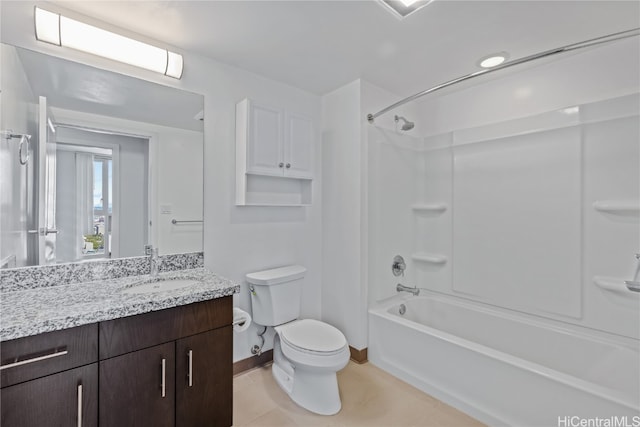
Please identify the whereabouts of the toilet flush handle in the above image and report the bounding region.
[249,284,256,296]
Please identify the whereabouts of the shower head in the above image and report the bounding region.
[394,115,415,131]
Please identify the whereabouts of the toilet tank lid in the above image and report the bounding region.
[246,265,307,285]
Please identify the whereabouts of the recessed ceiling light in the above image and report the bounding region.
[478,53,509,68]
[380,0,433,19]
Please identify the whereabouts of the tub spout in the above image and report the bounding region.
[396,283,419,296]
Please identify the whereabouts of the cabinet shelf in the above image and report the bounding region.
[246,172,313,181]
[592,200,639,215]
[236,174,312,206]
[411,252,448,265]
[411,203,448,213]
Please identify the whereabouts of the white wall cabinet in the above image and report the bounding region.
[236,99,313,206]
[283,112,314,179]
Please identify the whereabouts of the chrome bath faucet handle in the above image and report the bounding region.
[392,255,406,277]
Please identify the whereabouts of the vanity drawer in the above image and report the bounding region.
[0,323,98,388]
[99,296,232,359]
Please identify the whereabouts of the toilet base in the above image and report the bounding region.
[272,361,342,415]
[271,335,347,415]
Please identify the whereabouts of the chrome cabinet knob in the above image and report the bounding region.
[286,163,291,168]
[278,162,284,168]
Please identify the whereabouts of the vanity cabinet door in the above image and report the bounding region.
[176,326,232,427]
[0,363,98,427]
[99,342,175,427]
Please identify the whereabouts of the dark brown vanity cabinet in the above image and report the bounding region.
[99,342,176,427]
[1,364,98,427]
[1,296,233,427]
[98,296,233,427]
[176,327,233,427]
[0,324,99,427]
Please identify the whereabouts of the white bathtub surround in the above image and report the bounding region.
[369,91,640,337]
[369,294,640,425]
[367,39,639,425]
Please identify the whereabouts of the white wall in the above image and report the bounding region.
[321,79,420,350]
[0,43,37,268]
[321,80,365,349]
[156,128,203,255]
[1,1,322,362]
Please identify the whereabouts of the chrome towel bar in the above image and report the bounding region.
[171,219,203,225]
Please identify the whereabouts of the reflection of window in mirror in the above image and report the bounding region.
[56,143,117,263]
[84,156,112,259]
[55,127,149,263]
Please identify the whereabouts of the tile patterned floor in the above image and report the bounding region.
[233,361,485,427]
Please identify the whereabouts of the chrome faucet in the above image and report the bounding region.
[396,283,419,296]
[145,245,159,278]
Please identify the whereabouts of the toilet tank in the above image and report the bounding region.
[246,265,306,326]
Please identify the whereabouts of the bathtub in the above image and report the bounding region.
[368,293,640,426]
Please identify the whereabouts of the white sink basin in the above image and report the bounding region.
[122,278,201,295]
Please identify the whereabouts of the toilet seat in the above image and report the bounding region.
[277,319,347,355]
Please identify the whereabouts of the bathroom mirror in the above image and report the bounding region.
[1,43,204,268]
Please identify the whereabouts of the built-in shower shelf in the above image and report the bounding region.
[593,276,639,296]
[411,252,448,265]
[411,203,448,213]
[592,200,639,215]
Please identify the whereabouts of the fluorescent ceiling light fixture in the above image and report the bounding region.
[478,53,509,69]
[34,7,183,79]
[380,0,433,18]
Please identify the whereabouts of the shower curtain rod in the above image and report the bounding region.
[367,28,640,124]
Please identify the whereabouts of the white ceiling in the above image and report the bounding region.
[51,1,639,97]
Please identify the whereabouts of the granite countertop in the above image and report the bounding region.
[0,268,240,342]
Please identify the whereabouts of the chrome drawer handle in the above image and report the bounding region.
[187,350,193,387]
[0,347,68,370]
[77,384,83,427]
[161,358,166,398]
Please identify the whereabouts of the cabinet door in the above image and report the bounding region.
[99,342,175,427]
[176,326,232,427]
[1,363,97,427]
[247,102,284,176]
[284,112,313,179]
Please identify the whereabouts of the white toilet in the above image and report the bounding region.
[246,265,350,415]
